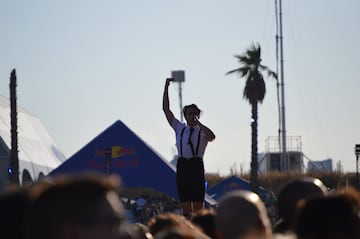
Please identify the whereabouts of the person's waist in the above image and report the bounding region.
[178,156,203,161]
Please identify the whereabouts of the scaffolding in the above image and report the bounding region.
[261,136,303,173]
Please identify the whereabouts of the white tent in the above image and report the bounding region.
[0,95,66,186]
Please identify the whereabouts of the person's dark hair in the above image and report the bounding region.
[183,104,201,118]
[25,173,126,239]
[147,212,194,237]
[191,208,216,239]
[0,188,31,239]
[215,190,271,239]
[274,177,327,233]
[295,194,360,239]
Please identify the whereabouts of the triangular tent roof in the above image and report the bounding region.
[206,175,269,201]
[50,120,216,204]
[0,95,66,185]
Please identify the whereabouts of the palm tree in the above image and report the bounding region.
[226,43,277,192]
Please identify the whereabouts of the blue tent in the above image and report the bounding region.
[206,176,269,201]
[50,120,216,204]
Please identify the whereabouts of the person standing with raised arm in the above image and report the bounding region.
[162,77,215,218]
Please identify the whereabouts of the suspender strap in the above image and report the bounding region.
[180,126,201,157]
[188,128,201,157]
[195,130,201,156]
[189,129,195,157]
[180,127,186,157]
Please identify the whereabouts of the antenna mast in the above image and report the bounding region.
[277,0,288,170]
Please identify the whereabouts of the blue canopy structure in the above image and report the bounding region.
[50,120,216,204]
[206,175,269,201]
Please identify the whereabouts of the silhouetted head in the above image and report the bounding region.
[215,190,272,239]
[183,104,201,125]
[147,212,194,237]
[26,173,130,239]
[295,192,360,239]
[191,208,216,239]
[274,177,327,233]
[0,188,31,239]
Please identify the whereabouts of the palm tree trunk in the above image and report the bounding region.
[250,102,258,192]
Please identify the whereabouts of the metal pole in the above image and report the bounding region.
[355,144,360,190]
[357,155,359,191]
[179,81,183,122]
[9,69,19,185]
[279,0,287,171]
[104,148,112,175]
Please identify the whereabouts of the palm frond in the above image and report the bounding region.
[234,55,252,66]
[226,68,241,75]
[259,65,277,81]
[227,42,273,103]
[268,71,278,80]
[226,66,249,77]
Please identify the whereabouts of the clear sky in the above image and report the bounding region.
[1,1,359,176]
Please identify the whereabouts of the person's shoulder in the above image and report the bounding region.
[172,118,184,130]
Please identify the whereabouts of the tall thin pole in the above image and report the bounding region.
[179,82,183,122]
[9,69,20,184]
[275,0,281,156]
[356,144,360,190]
[357,155,359,190]
[172,70,185,123]
[104,147,112,175]
[279,0,288,170]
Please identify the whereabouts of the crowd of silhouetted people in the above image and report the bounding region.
[1,172,360,239]
[126,194,182,223]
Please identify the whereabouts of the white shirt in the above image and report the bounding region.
[172,118,208,158]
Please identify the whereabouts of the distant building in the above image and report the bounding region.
[259,151,303,174]
[0,96,66,188]
[307,158,333,172]
[259,136,303,174]
[259,136,334,174]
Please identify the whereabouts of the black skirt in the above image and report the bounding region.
[176,157,205,202]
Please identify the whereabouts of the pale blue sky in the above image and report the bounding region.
[1,1,359,175]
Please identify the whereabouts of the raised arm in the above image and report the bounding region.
[162,78,175,127]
